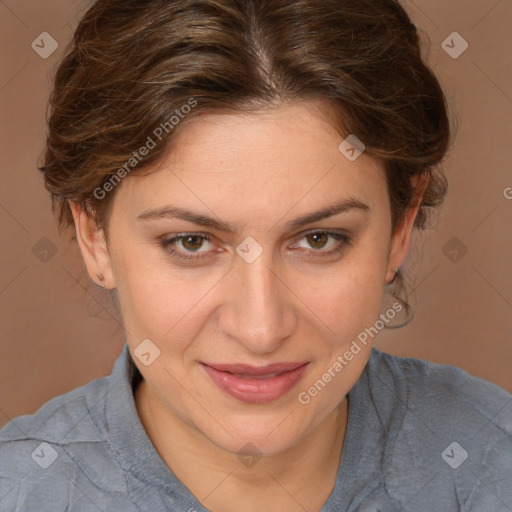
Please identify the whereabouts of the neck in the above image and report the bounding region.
[135,380,348,512]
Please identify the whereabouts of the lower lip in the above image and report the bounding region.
[201,363,309,404]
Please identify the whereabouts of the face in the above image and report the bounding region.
[72,101,420,457]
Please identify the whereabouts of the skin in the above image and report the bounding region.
[69,100,427,512]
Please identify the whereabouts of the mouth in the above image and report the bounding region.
[200,361,310,404]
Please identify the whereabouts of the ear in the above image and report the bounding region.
[68,200,116,289]
[385,174,429,284]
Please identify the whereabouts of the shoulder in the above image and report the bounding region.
[367,348,512,508]
[0,374,108,444]
[369,348,512,426]
[0,375,130,511]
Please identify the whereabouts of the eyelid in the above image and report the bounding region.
[159,232,215,257]
[288,230,352,258]
[289,228,351,244]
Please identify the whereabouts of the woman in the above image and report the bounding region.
[1,0,511,510]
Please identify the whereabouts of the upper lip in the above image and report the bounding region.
[201,362,309,376]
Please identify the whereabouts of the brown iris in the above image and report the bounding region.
[306,232,328,249]
[181,235,204,251]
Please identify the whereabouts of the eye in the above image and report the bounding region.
[291,230,352,258]
[159,230,352,262]
[159,233,215,260]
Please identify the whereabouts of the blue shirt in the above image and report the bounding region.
[1,344,511,511]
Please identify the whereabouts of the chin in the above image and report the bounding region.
[197,410,315,458]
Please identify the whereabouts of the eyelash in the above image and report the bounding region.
[158,230,352,261]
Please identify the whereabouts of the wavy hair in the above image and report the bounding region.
[39,0,453,326]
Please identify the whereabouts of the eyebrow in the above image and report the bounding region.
[137,197,370,232]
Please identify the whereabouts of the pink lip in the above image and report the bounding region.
[200,361,309,404]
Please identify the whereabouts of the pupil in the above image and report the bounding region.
[308,233,327,249]
[183,236,202,251]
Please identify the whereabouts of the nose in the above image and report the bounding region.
[217,254,298,355]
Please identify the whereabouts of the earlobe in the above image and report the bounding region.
[68,200,115,289]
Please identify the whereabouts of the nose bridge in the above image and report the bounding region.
[220,252,295,352]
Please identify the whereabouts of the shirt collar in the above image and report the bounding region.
[104,344,200,496]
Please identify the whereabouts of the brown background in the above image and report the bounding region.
[1,0,511,429]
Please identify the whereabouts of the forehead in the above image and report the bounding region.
[164,101,350,171]
[113,101,388,218]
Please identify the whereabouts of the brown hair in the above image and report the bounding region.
[39,0,453,326]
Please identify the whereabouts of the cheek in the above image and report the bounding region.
[113,253,221,348]
[294,254,387,341]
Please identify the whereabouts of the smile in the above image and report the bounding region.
[200,362,310,404]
